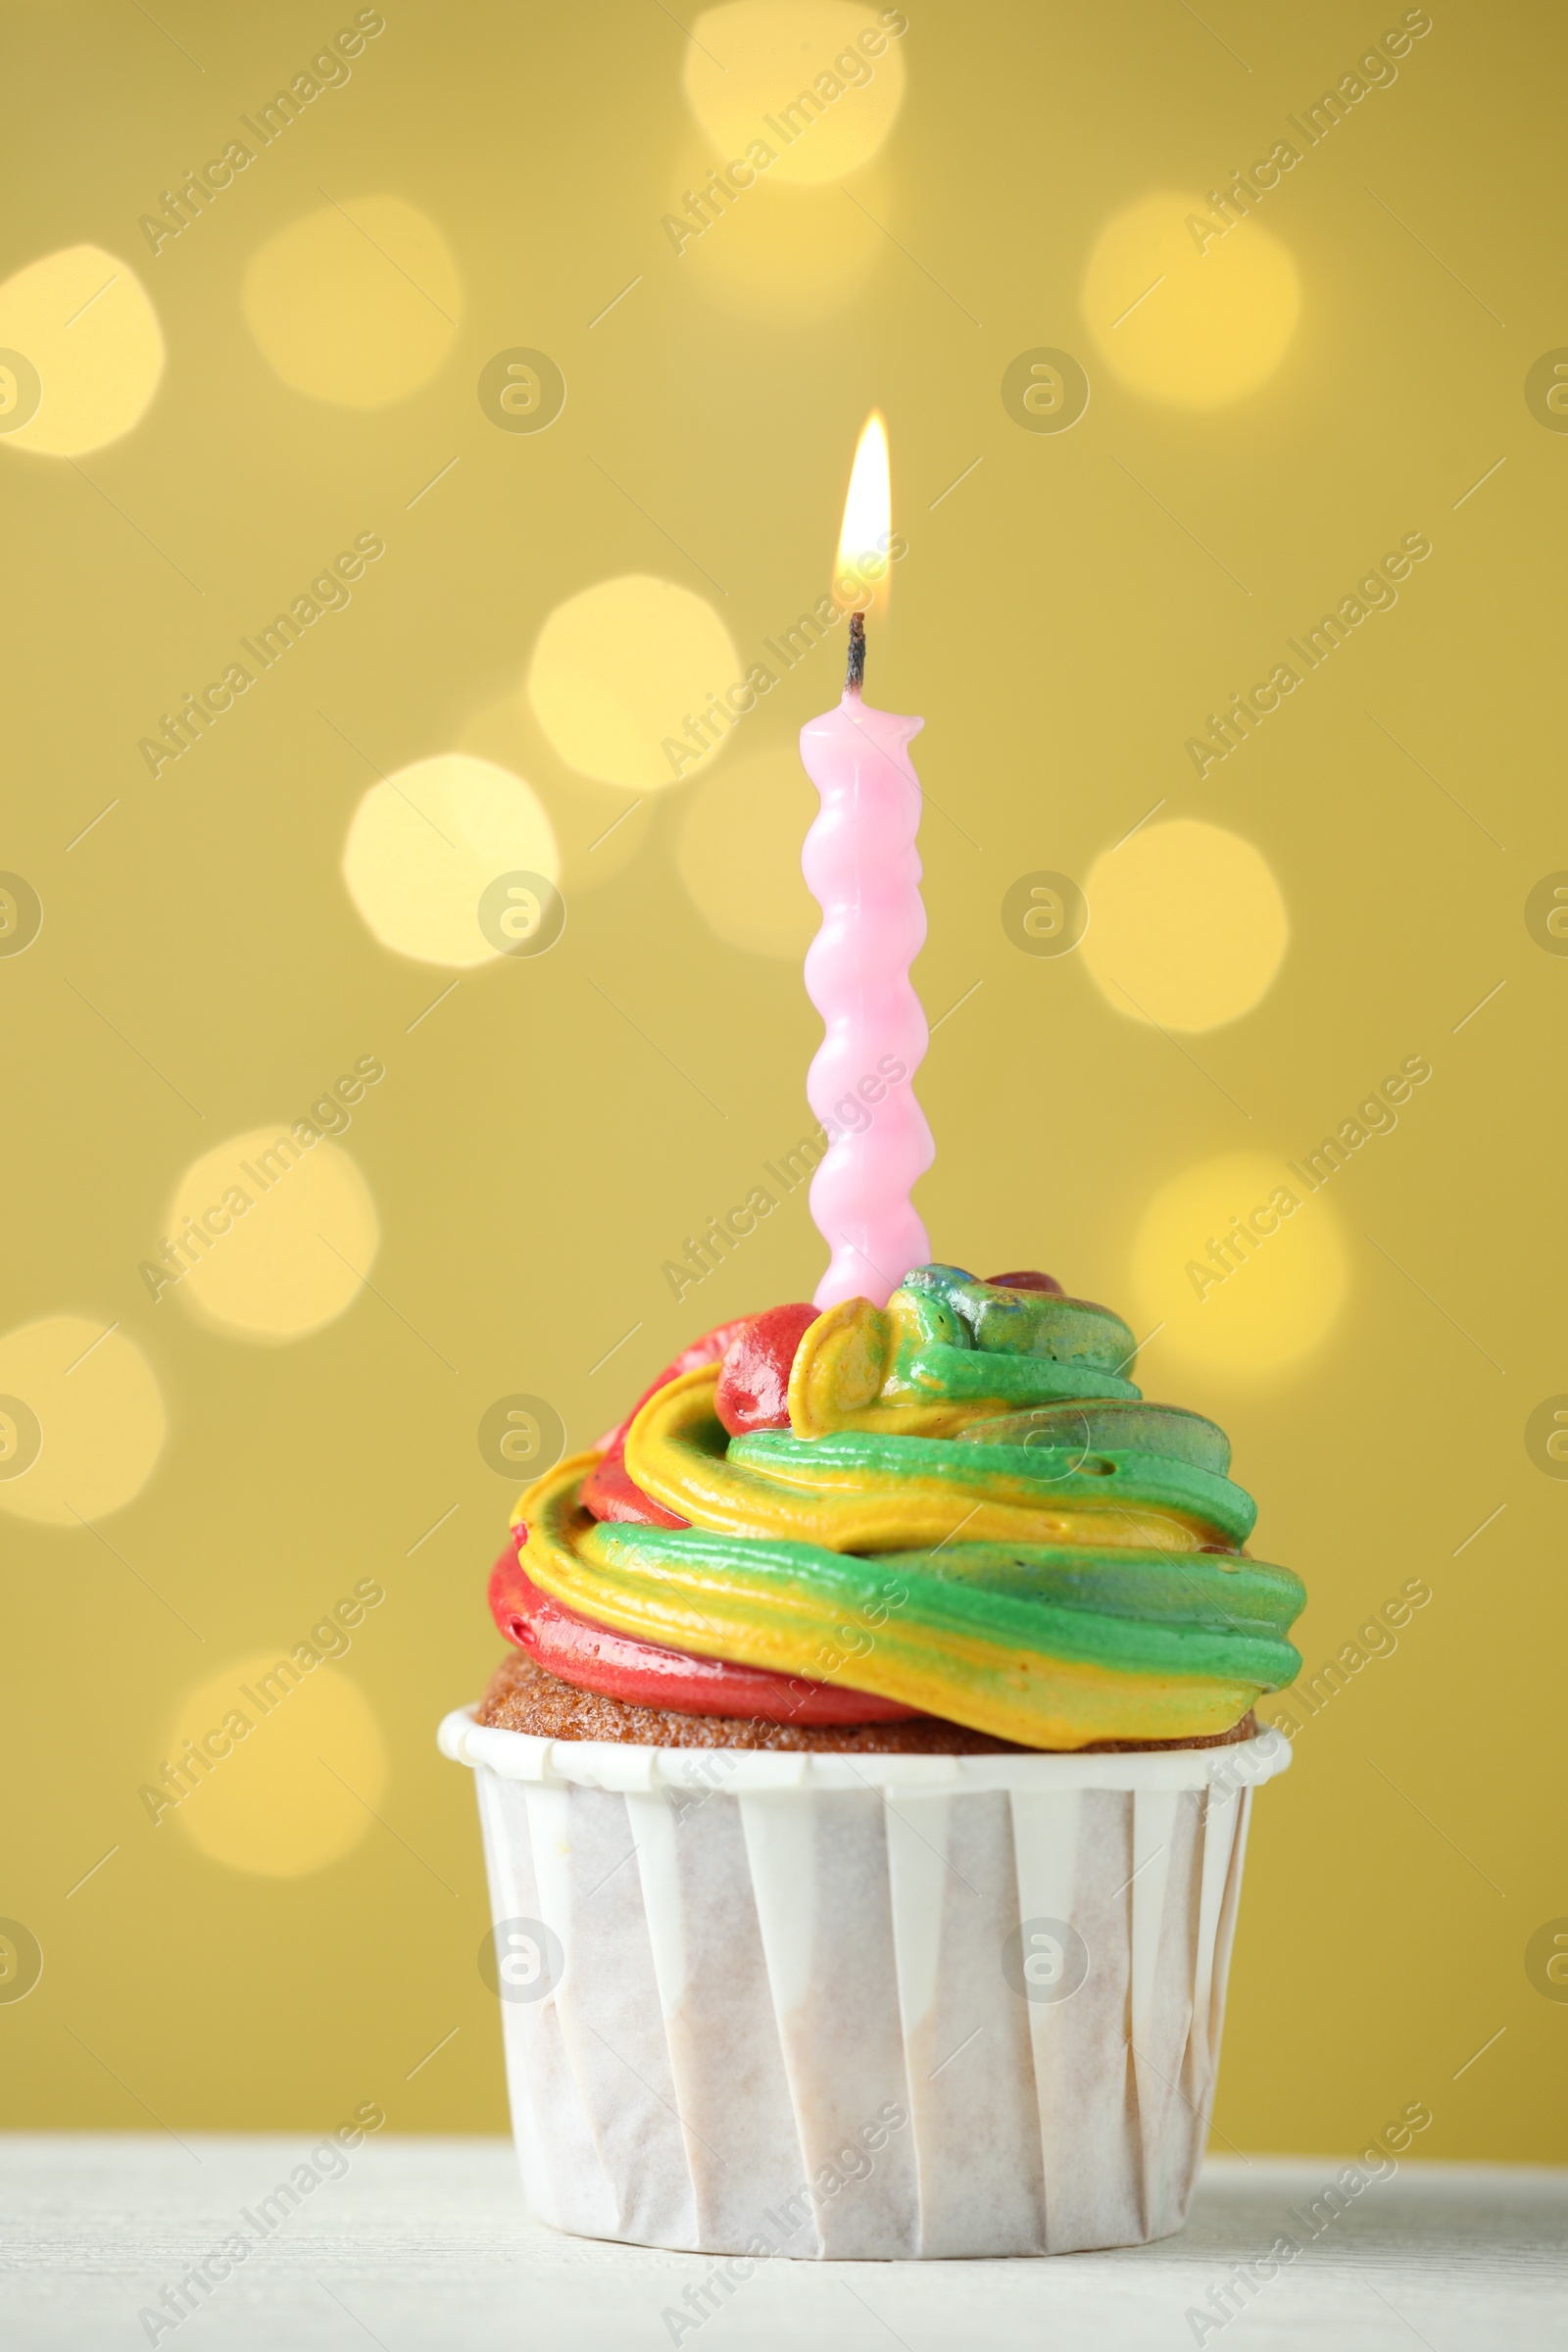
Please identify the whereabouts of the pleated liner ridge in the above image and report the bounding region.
[469,1755,1259,2258]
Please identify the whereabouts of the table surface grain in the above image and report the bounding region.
[1,2135,1564,2351]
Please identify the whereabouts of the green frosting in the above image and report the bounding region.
[956,1399,1232,1475]
[580,1518,1304,1690]
[730,1425,1257,1548]
[536,1262,1308,1742]
[885,1266,1141,1407]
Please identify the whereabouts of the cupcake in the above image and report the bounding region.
[441,1264,1303,2258]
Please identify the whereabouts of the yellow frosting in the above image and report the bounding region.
[507,1266,1305,1748]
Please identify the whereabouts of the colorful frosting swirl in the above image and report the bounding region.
[502,1265,1304,1750]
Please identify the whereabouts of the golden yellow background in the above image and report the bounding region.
[2,0,1563,2169]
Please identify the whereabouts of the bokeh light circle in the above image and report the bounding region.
[0,351,42,435]
[527,576,740,789]
[0,245,163,456]
[343,754,560,966]
[0,1315,166,1526]
[165,1128,380,1342]
[1130,1152,1348,1377]
[1081,819,1288,1032]
[242,196,460,407]
[168,1652,388,1877]
[457,693,654,894]
[676,746,819,956]
[1083,191,1300,409]
[678,160,883,320]
[683,3,907,186]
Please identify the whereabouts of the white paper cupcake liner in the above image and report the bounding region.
[439,1709,1290,2259]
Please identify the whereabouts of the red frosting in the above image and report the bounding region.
[713,1301,819,1435]
[487,1545,918,1723]
[986,1268,1063,1294]
[576,1452,686,1528]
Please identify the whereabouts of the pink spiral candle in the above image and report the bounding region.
[800,678,935,1308]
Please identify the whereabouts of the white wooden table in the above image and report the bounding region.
[1,2135,1563,2349]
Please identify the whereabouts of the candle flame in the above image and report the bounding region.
[835,411,892,618]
